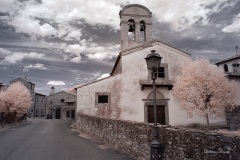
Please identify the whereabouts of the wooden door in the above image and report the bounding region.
[56,108,61,119]
[147,105,165,124]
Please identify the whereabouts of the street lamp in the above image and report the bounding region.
[145,50,164,160]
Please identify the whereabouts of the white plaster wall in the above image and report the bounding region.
[77,74,122,118]
[119,44,190,124]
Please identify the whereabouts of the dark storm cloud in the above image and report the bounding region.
[82,23,120,46]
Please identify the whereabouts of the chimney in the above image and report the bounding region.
[50,86,55,95]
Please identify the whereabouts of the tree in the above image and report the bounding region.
[5,82,32,118]
[0,91,7,127]
[173,59,240,128]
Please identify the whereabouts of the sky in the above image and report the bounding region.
[0,0,240,95]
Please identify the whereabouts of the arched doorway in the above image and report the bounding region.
[144,91,168,125]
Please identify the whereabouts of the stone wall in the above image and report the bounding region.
[226,107,240,130]
[73,113,240,160]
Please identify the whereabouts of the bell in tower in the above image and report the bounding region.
[128,19,135,32]
[140,20,145,31]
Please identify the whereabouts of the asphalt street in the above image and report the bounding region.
[0,118,133,160]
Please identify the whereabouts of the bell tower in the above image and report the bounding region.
[119,4,152,51]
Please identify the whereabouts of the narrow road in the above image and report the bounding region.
[0,118,132,160]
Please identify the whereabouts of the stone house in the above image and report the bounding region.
[34,93,47,117]
[215,54,240,130]
[215,54,240,84]
[76,4,225,126]
[9,77,47,118]
[46,87,76,119]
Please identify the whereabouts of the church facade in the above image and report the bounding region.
[76,4,225,126]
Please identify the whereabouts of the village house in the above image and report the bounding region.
[215,53,240,130]
[9,77,47,118]
[76,4,225,126]
[46,87,76,119]
[215,53,240,84]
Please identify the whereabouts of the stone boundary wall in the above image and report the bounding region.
[72,113,240,160]
[226,107,240,130]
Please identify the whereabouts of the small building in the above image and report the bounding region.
[34,93,47,117]
[215,54,240,130]
[215,54,240,84]
[76,4,225,126]
[46,87,76,119]
[9,77,47,118]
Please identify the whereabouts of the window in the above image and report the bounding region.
[68,102,74,106]
[149,64,168,79]
[98,95,108,103]
[154,67,165,78]
[60,99,65,103]
[95,92,110,105]
[224,64,228,72]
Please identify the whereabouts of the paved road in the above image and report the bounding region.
[0,118,132,160]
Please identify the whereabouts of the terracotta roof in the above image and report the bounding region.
[119,4,152,16]
[35,92,47,96]
[75,73,119,89]
[120,40,191,56]
[215,54,240,65]
[110,55,121,75]
[47,91,76,97]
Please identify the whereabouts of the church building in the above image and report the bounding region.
[76,4,225,126]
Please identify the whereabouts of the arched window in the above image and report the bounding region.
[128,19,135,40]
[224,64,228,72]
[140,20,146,41]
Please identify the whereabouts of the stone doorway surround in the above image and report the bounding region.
[143,91,169,125]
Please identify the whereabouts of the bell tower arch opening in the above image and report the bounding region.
[119,4,152,51]
[128,19,135,40]
[140,20,146,41]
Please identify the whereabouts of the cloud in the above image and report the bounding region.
[23,63,47,72]
[0,48,11,55]
[147,0,231,31]
[3,52,45,64]
[86,52,113,60]
[222,13,240,33]
[64,44,86,55]
[97,73,110,80]
[1,0,232,40]
[47,81,66,85]
[0,0,16,12]
[70,56,81,63]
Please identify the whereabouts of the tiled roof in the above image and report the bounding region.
[121,40,191,56]
[215,54,240,65]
